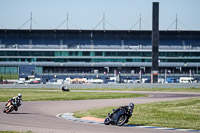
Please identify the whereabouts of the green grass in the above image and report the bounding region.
[0,74,18,80]
[72,87,200,92]
[0,89,146,102]
[0,88,58,91]
[74,97,200,130]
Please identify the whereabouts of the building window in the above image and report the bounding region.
[82,52,90,56]
[95,52,102,56]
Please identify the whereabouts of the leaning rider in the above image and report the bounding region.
[113,102,134,114]
[11,93,22,107]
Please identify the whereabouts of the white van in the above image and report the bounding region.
[87,79,104,84]
[179,77,194,83]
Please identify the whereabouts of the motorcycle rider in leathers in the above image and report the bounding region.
[113,103,134,114]
[11,93,22,109]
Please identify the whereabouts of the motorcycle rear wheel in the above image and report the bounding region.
[117,115,128,126]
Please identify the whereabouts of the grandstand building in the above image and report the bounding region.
[0,29,200,80]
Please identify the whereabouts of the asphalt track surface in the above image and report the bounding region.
[0,91,200,133]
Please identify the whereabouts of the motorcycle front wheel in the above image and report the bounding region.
[15,107,18,111]
[6,108,11,114]
[104,117,110,125]
[117,115,128,126]
[6,105,13,114]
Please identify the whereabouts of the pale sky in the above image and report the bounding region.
[0,0,199,30]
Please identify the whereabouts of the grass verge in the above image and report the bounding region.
[0,89,146,102]
[74,97,200,130]
[0,88,58,91]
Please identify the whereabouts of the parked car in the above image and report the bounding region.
[46,79,64,84]
[158,78,165,83]
[165,77,179,83]
[17,80,24,84]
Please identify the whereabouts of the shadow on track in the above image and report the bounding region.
[6,112,37,115]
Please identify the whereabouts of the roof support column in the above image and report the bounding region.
[151,2,159,83]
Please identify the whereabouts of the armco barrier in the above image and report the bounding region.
[0,83,200,89]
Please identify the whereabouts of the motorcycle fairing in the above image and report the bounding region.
[111,109,127,124]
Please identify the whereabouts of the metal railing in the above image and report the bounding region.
[1,44,200,50]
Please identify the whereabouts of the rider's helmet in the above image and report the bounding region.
[18,93,22,98]
[128,103,134,110]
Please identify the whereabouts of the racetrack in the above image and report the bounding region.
[0,91,200,133]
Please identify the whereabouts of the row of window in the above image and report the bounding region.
[0,67,18,74]
[0,67,42,74]
[1,51,200,57]
[1,58,200,63]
